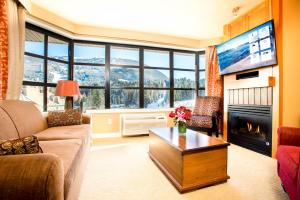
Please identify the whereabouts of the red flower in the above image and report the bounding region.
[183,110,191,119]
[169,111,176,118]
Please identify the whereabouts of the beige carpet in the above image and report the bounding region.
[79,136,289,200]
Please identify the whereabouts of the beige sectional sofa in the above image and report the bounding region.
[0,100,91,200]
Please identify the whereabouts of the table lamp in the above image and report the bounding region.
[55,80,80,110]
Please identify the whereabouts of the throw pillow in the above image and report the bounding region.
[0,135,43,156]
[47,108,82,127]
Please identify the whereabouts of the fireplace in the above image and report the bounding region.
[228,105,272,156]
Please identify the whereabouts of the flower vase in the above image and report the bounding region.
[178,122,187,134]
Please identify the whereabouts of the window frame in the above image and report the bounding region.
[24,23,72,111]
[198,51,206,96]
[173,51,197,107]
[73,41,106,110]
[23,23,206,111]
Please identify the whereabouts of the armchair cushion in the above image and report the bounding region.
[187,116,213,128]
[0,135,43,156]
[48,109,82,127]
[277,145,300,184]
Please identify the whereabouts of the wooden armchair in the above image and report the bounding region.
[187,96,222,137]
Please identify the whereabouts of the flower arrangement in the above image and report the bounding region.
[169,106,192,133]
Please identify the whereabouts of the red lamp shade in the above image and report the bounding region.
[55,80,80,97]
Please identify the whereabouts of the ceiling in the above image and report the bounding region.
[30,0,264,40]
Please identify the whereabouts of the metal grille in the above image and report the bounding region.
[228,87,272,106]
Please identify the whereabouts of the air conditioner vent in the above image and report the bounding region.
[121,114,167,136]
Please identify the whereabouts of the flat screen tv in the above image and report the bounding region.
[216,20,277,75]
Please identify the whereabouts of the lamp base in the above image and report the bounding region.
[65,96,73,110]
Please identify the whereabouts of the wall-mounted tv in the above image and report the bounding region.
[216,20,277,75]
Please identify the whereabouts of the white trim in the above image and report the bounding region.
[86,108,173,114]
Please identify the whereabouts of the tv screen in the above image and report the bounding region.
[216,20,277,75]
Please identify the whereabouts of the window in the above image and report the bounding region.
[110,46,140,108]
[48,37,69,61]
[144,90,170,108]
[23,25,71,111]
[174,52,195,69]
[47,61,68,83]
[25,29,44,56]
[174,90,196,107]
[110,46,139,66]
[144,50,169,68]
[79,88,105,111]
[24,55,44,82]
[23,23,206,111]
[174,71,195,88]
[144,50,170,108]
[47,87,65,111]
[74,43,105,64]
[144,69,170,88]
[74,42,106,110]
[20,85,44,110]
[174,52,196,107]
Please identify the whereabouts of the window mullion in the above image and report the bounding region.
[139,47,144,108]
[170,51,174,108]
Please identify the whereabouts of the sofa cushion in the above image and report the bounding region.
[35,124,91,144]
[277,145,300,183]
[0,100,48,138]
[48,109,82,128]
[39,139,84,199]
[0,135,43,155]
[187,115,213,128]
[0,107,19,140]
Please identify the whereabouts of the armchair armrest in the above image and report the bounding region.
[82,113,90,124]
[0,154,64,200]
[278,126,300,147]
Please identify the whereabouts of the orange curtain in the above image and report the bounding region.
[206,46,224,132]
[0,0,8,100]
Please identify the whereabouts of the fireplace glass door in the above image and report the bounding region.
[228,105,272,156]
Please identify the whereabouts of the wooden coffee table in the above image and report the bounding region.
[149,127,230,193]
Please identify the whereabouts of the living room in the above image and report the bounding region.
[0,0,299,200]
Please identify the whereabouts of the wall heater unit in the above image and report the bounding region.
[121,114,167,136]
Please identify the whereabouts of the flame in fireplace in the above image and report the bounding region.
[247,122,252,132]
[255,125,260,134]
[247,122,261,135]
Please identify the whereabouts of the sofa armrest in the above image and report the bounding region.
[0,154,64,200]
[278,126,300,147]
[82,113,90,124]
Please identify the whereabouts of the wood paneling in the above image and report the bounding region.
[227,16,248,38]
[246,1,271,29]
[223,0,271,42]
